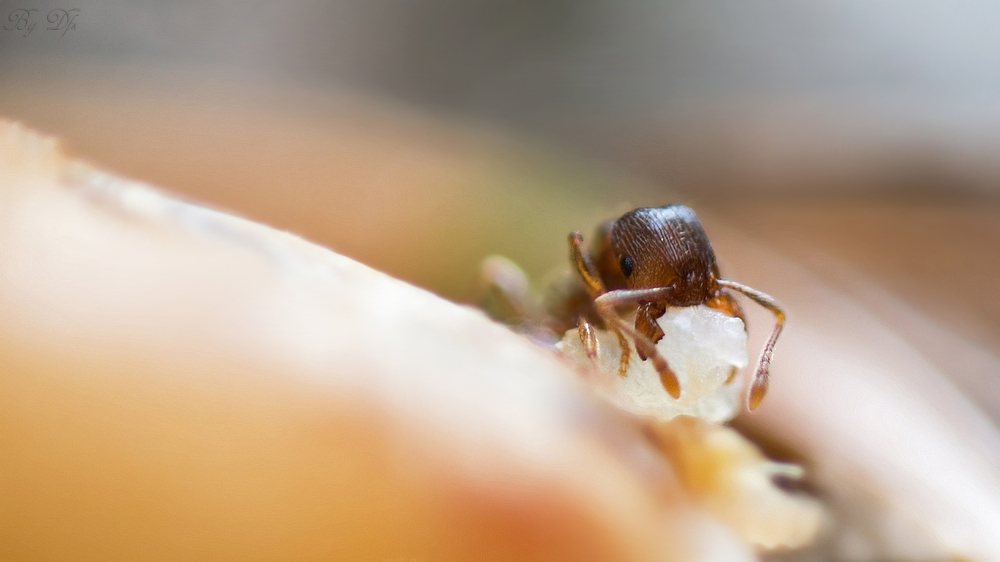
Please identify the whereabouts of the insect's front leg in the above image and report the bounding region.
[594,288,681,398]
[568,232,633,374]
[476,255,542,326]
[568,231,605,298]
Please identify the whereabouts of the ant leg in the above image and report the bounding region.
[577,315,598,362]
[612,326,630,377]
[568,233,634,375]
[705,290,745,384]
[600,308,678,396]
[476,255,541,326]
[577,314,633,377]
[594,287,681,398]
[568,231,605,298]
[717,280,785,410]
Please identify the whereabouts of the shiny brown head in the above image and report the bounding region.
[608,205,720,307]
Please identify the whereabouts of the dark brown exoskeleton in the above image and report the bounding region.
[568,205,785,410]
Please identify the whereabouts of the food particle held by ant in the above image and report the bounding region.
[558,303,749,422]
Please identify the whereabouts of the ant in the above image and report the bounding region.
[479,205,785,410]
[567,205,785,410]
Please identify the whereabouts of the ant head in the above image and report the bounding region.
[610,205,719,306]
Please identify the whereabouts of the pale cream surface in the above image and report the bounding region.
[0,120,761,561]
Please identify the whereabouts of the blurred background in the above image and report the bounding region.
[3,1,1000,558]
[1,0,998,342]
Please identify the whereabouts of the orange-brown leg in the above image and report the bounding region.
[612,328,630,377]
[593,287,682,398]
[569,232,633,376]
[716,280,786,410]
[577,315,597,361]
[568,231,604,298]
[476,255,540,326]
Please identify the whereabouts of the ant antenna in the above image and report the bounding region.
[716,279,786,410]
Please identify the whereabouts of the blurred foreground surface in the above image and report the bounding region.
[1,76,1000,558]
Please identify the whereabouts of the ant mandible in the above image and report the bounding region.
[569,205,785,410]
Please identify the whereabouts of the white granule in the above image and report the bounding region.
[557,305,748,423]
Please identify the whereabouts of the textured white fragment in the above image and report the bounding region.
[557,305,748,423]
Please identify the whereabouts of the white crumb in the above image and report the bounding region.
[557,305,748,423]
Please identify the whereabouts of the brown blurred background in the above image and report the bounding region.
[2,0,998,395]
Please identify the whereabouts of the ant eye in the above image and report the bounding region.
[619,255,634,277]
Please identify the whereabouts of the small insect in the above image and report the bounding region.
[567,205,784,410]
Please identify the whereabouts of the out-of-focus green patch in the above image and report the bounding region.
[407,144,669,301]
